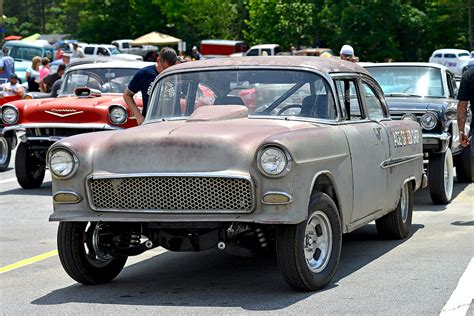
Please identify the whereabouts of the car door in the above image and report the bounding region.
[334,76,390,222]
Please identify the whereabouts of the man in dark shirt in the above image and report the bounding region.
[41,64,66,93]
[457,67,474,146]
[123,47,177,125]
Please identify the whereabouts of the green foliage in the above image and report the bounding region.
[3,0,473,61]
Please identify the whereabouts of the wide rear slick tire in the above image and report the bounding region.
[58,222,127,285]
[15,142,45,189]
[455,144,474,183]
[0,136,11,171]
[428,148,453,205]
[276,193,342,291]
[376,181,413,239]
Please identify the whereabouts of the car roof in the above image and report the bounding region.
[249,44,280,49]
[67,61,153,71]
[363,62,449,71]
[432,49,470,55]
[166,56,370,75]
[4,40,53,48]
[83,44,116,48]
[201,39,245,45]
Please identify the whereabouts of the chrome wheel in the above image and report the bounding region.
[443,150,453,201]
[304,211,332,273]
[0,137,8,165]
[400,183,409,222]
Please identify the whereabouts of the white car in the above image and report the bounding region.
[80,44,143,61]
[244,44,281,56]
[428,49,472,75]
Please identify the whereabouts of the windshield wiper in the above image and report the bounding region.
[385,93,423,98]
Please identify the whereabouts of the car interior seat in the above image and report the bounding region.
[213,95,245,106]
[300,95,330,119]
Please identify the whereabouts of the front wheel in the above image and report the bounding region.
[58,222,127,285]
[428,148,454,205]
[276,193,342,291]
[0,137,11,171]
[15,142,45,189]
[376,181,413,239]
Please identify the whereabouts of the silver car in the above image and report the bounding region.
[48,57,426,291]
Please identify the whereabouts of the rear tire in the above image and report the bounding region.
[58,222,127,285]
[376,181,413,239]
[428,148,453,205]
[0,136,11,171]
[15,142,45,189]
[276,193,342,291]
[455,145,474,182]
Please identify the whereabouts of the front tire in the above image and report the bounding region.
[376,181,413,239]
[455,144,474,182]
[428,148,454,205]
[58,222,127,285]
[15,142,45,189]
[276,193,342,291]
[0,137,11,171]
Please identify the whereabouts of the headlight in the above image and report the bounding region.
[49,149,78,179]
[257,146,292,177]
[109,105,127,125]
[401,113,417,122]
[2,105,18,124]
[420,113,437,130]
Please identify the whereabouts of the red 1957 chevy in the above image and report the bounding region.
[1,61,153,188]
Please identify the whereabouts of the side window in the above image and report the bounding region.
[443,53,455,58]
[362,81,386,120]
[261,49,272,56]
[246,49,258,56]
[84,47,95,55]
[434,54,442,58]
[334,79,364,120]
[446,72,457,98]
[122,43,130,49]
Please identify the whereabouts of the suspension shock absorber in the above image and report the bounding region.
[255,227,268,248]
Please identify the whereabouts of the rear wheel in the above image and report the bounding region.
[428,148,453,205]
[15,142,45,189]
[57,222,127,285]
[276,193,342,291]
[0,137,11,171]
[455,145,474,182]
[376,181,413,239]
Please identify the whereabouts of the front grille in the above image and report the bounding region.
[26,128,104,138]
[88,176,254,213]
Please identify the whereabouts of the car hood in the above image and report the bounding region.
[16,94,125,124]
[385,97,448,113]
[62,106,319,174]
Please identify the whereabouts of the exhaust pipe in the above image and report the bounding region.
[217,241,226,250]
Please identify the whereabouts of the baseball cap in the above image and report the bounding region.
[62,53,72,58]
[340,45,354,56]
[192,46,197,50]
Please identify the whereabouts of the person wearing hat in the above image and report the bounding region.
[71,43,85,58]
[1,74,25,98]
[340,44,356,62]
[192,46,203,61]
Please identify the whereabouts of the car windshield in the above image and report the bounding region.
[148,69,336,121]
[7,46,43,61]
[109,47,120,55]
[367,66,445,97]
[61,67,139,94]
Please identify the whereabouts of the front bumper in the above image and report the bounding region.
[422,132,450,154]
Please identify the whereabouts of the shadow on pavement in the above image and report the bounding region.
[31,223,423,310]
[413,182,469,212]
[0,181,52,196]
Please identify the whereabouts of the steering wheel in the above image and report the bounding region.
[277,104,303,116]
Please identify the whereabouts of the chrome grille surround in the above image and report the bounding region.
[86,173,255,213]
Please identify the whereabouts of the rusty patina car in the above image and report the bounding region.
[48,57,425,291]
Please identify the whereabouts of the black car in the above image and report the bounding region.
[365,62,472,204]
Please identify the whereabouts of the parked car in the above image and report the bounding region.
[428,49,473,76]
[200,39,248,58]
[48,57,425,291]
[111,39,158,58]
[80,44,143,61]
[365,62,473,204]
[245,44,281,56]
[1,61,153,188]
[3,40,55,82]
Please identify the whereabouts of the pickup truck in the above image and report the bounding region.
[111,39,158,59]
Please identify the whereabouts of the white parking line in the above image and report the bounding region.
[0,177,17,184]
[440,257,474,316]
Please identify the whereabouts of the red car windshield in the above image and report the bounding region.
[61,67,139,95]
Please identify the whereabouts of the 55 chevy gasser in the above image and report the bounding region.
[48,57,426,291]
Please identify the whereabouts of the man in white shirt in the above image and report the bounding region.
[1,74,25,98]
